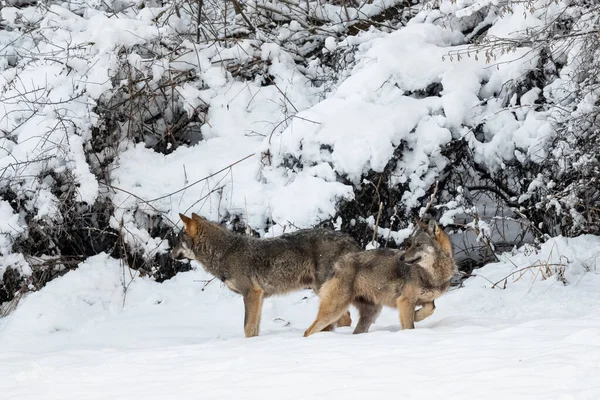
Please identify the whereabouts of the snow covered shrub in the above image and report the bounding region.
[1,0,600,311]
[94,46,206,154]
[531,4,600,236]
[429,1,600,253]
[267,0,600,272]
[435,0,600,238]
[0,1,195,305]
[0,0,414,308]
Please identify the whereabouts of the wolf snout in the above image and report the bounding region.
[400,253,422,264]
[405,256,422,264]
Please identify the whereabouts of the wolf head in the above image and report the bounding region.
[171,213,201,260]
[400,219,453,265]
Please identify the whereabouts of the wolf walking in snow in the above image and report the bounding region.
[304,218,456,337]
[171,213,359,338]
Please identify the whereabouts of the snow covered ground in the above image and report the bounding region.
[1,0,599,398]
[2,235,600,399]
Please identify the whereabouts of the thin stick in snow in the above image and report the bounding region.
[421,180,439,218]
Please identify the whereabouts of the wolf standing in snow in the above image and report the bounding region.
[171,213,360,338]
[304,219,456,337]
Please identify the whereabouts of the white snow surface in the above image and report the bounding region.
[2,236,600,398]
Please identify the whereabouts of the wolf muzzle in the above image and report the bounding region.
[400,255,422,264]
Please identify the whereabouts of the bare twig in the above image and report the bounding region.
[230,0,256,32]
[421,180,439,217]
[371,201,383,245]
[147,153,254,203]
[194,276,217,291]
[491,263,568,289]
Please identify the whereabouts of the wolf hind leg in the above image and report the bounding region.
[352,301,382,334]
[304,278,352,337]
[414,301,435,323]
[243,286,264,338]
[337,310,352,327]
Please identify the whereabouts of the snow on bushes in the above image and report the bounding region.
[1,0,599,307]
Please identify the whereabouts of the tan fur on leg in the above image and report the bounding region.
[397,296,416,330]
[243,287,264,338]
[304,279,352,337]
[414,301,435,322]
[336,311,352,327]
[322,310,352,332]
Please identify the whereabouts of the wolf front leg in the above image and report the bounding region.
[243,287,264,338]
[414,301,435,322]
[321,310,352,332]
[396,296,416,330]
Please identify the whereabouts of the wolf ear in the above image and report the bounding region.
[428,219,440,235]
[179,213,198,236]
[191,212,203,221]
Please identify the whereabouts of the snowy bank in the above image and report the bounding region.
[1,236,600,398]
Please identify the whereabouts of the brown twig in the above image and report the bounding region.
[99,153,255,226]
[421,180,439,217]
[265,75,299,113]
[268,114,321,145]
[194,276,217,291]
[196,0,204,42]
[371,201,383,245]
[367,175,383,246]
[147,153,254,202]
[491,262,568,289]
[231,0,256,32]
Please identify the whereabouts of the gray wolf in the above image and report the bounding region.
[303,219,456,337]
[171,213,360,337]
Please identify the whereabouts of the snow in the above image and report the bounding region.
[0,201,23,256]
[2,0,600,396]
[0,201,28,277]
[324,37,337,52]
[2,236,600,398]
[0,0,575,256]
[269,175,354,228]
